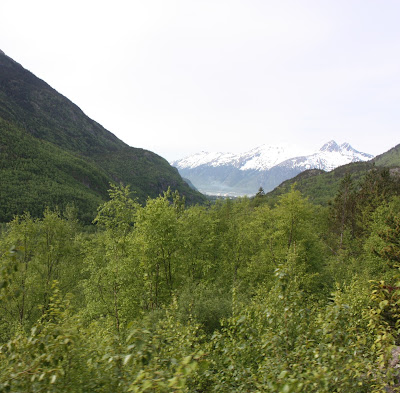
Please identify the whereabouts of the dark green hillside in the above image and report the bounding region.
[373,143,400,167]
[0,50,205,221]
[0,118,109,222]
[263,162,370,205]
[0,52,127,155]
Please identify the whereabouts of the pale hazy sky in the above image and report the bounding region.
[1,0,399,161]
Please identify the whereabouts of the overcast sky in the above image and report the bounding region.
[1,0,400,161]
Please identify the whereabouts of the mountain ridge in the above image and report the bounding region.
[172,141,374,196]
[0,50,205,222]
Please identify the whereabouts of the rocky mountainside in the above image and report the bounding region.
[0,50,205,222]
[172,141,374,196]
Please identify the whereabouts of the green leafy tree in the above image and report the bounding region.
[133,189,183,310]
[178,204,217,282]
[272,185,326,290]
[0,283,93,392]
[209,197,254,284]
[83,184,140,331]
[0,209,81,336]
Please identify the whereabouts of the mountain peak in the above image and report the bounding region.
[320,140,340,152]
[173,140,374,196]
[340,142,363,154]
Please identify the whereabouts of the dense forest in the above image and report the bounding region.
[1,167,400,392]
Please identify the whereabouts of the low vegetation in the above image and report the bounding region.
[1,166,400,391]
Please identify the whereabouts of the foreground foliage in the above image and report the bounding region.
[1,175,400,391]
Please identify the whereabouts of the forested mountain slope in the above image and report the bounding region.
[373,143,400,167]
[0,50,205,222]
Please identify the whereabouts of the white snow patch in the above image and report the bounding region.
[172,141,374,172]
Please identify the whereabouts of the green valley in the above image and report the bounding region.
[2,50,400,392]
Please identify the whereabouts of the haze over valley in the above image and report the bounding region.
[173,140,375,196]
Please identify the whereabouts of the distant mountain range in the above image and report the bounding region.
[172,141,374,196]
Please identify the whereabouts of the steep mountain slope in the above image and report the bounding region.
[373,143,400,167]
[0,117,109,222]
[172,141,373,196]
[0,50,205,222]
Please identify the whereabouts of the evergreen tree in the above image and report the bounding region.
[329,173,357,250]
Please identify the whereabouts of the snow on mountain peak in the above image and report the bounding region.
[340,142,352,151]
[320,140,340,152]
[172,143,309,171]
[278,141,374,172]
[172,151,236,169]
[172,141,374,173]
[239,144,305,171]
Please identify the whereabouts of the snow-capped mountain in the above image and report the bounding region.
[172,141,374,196]
[277,141,373,172]
[173,144,310,171]
[174,144,306,171]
